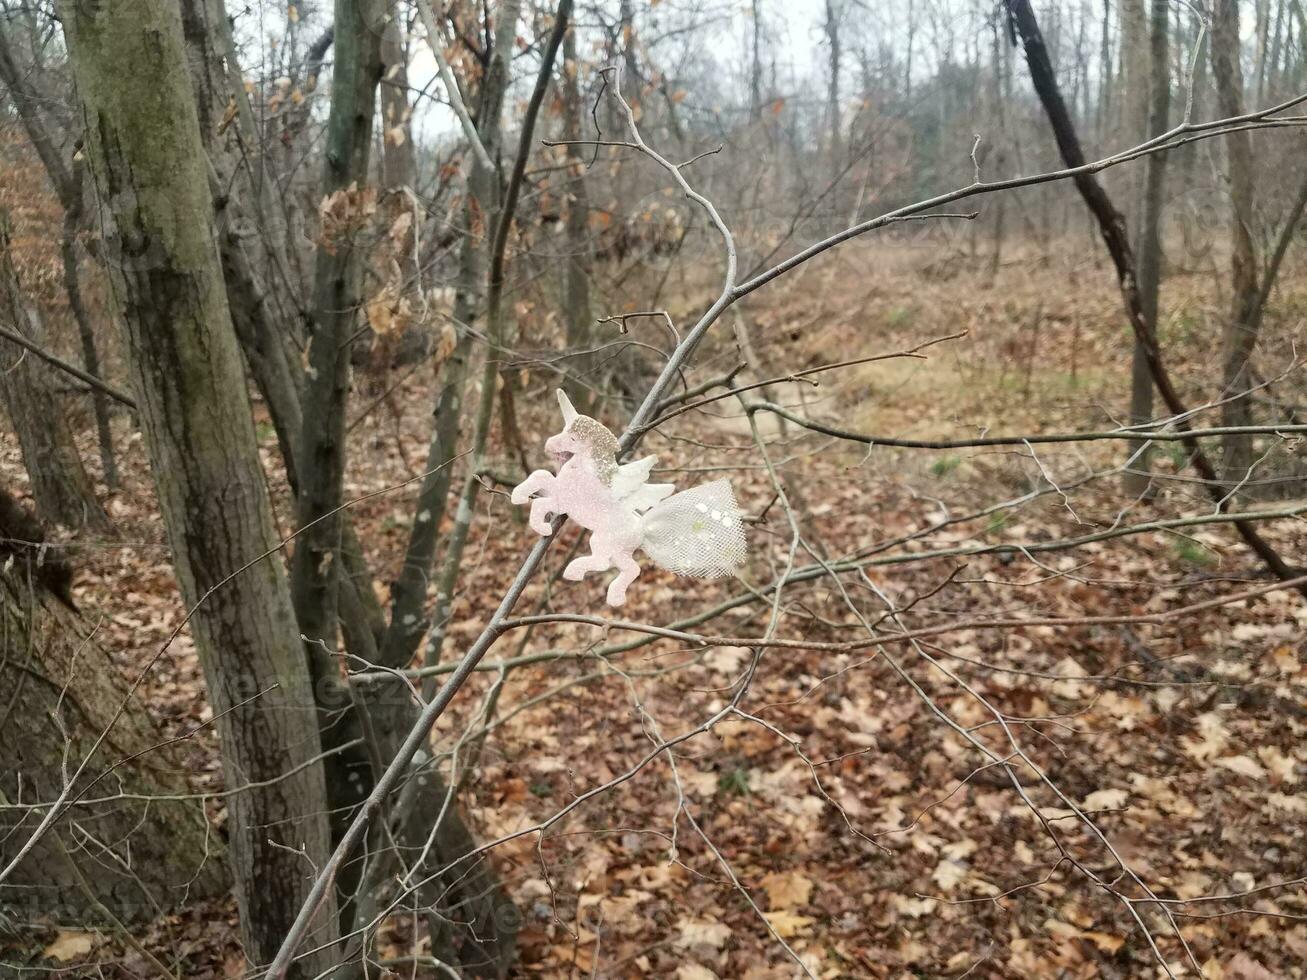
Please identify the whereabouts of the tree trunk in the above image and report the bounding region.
[1124,0,1169,497]
[1097,0,1113,141]
[0,493,227,923]
[380,12,417,193]
[385,0,520,674]
[58,2,340,973]
[750,0,764,121]
[0,211,109,532]
[1004,0,1305,592]
[378,10,429,367]
[287,0,384,937]
[61,187,118,491]
[1211,0,1262,488]
[561,23,595,410]
[824,0,843,183]
[1,26,118,494]
[177,0,388,659]
[1118,0,1148,209]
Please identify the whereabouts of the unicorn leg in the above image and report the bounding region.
[563,542,612,581]
[606,549,641,607]
[511,470,554,505]
[529,498,556,535]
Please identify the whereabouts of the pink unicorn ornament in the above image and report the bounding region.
[511,390,747,606]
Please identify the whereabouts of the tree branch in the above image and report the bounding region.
[1003,0,1305,593]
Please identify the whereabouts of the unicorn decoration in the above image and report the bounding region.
[511,390,747,606]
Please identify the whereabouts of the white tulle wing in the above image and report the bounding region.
[639,480,747,578]
[623,482,675,512]
[612,455,658,499]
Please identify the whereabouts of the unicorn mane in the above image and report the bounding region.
[566,415,619,483]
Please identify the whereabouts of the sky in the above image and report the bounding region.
[407,0,834,144]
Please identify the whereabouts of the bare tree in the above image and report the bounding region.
[380,7,417,193]
[1210,0,1262,486]
[1004,0,1303,590]
[0,26,117,494]
[57,0,339,972]
[0,210,108,531]
[288,0,384,881]
[560,21,595,408]
[1123,0,1169,497]
[824,0,844,182]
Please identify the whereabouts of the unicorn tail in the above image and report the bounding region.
[639,480,747,578]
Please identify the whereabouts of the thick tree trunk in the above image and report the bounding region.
[0,212,109,532]
[0,497,227,923]
[177,0,388,659]
[1124,0,1169,497]
[1211,0,1262,488]
[58,2,340,974]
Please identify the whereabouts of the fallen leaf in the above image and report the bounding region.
[1082,788,1128,810]
[1225,951,1279,979]
[932,858,968,891]
[1216,755,1267,780]
[764,910,815,938]
[760,870,813,910]
[1081,931,1125,953]
[677,918,731,951]
[42,931,95,963]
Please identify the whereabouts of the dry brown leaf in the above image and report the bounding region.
[1082,787,1128,810]
[42,930,95,963]
[1216,755,1268,780]
[761,870,813,910]
[1224,952,1280,979]
[932,858,968,891]
[677,918,731,951]
[763,910,815,938]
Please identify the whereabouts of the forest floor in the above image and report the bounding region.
[3,238,1306,979]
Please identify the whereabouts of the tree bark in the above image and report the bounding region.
[1119,0,1148,207]
[380,12,417,193]
[383,0,521,673]
[177,0,388,663]
[1124,0,1169,497]
[561,23,595,410]
[1,28,120,493]
[824,0,843,183]
[286,0,384,937]
[62,188,118,491]
[58,2,340,973]
[0,494,227,922]
[0,211,109,532]
[1211,0,1262,488]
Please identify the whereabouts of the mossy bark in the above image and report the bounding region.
[0,570,227,925]
[57,2,339,973]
